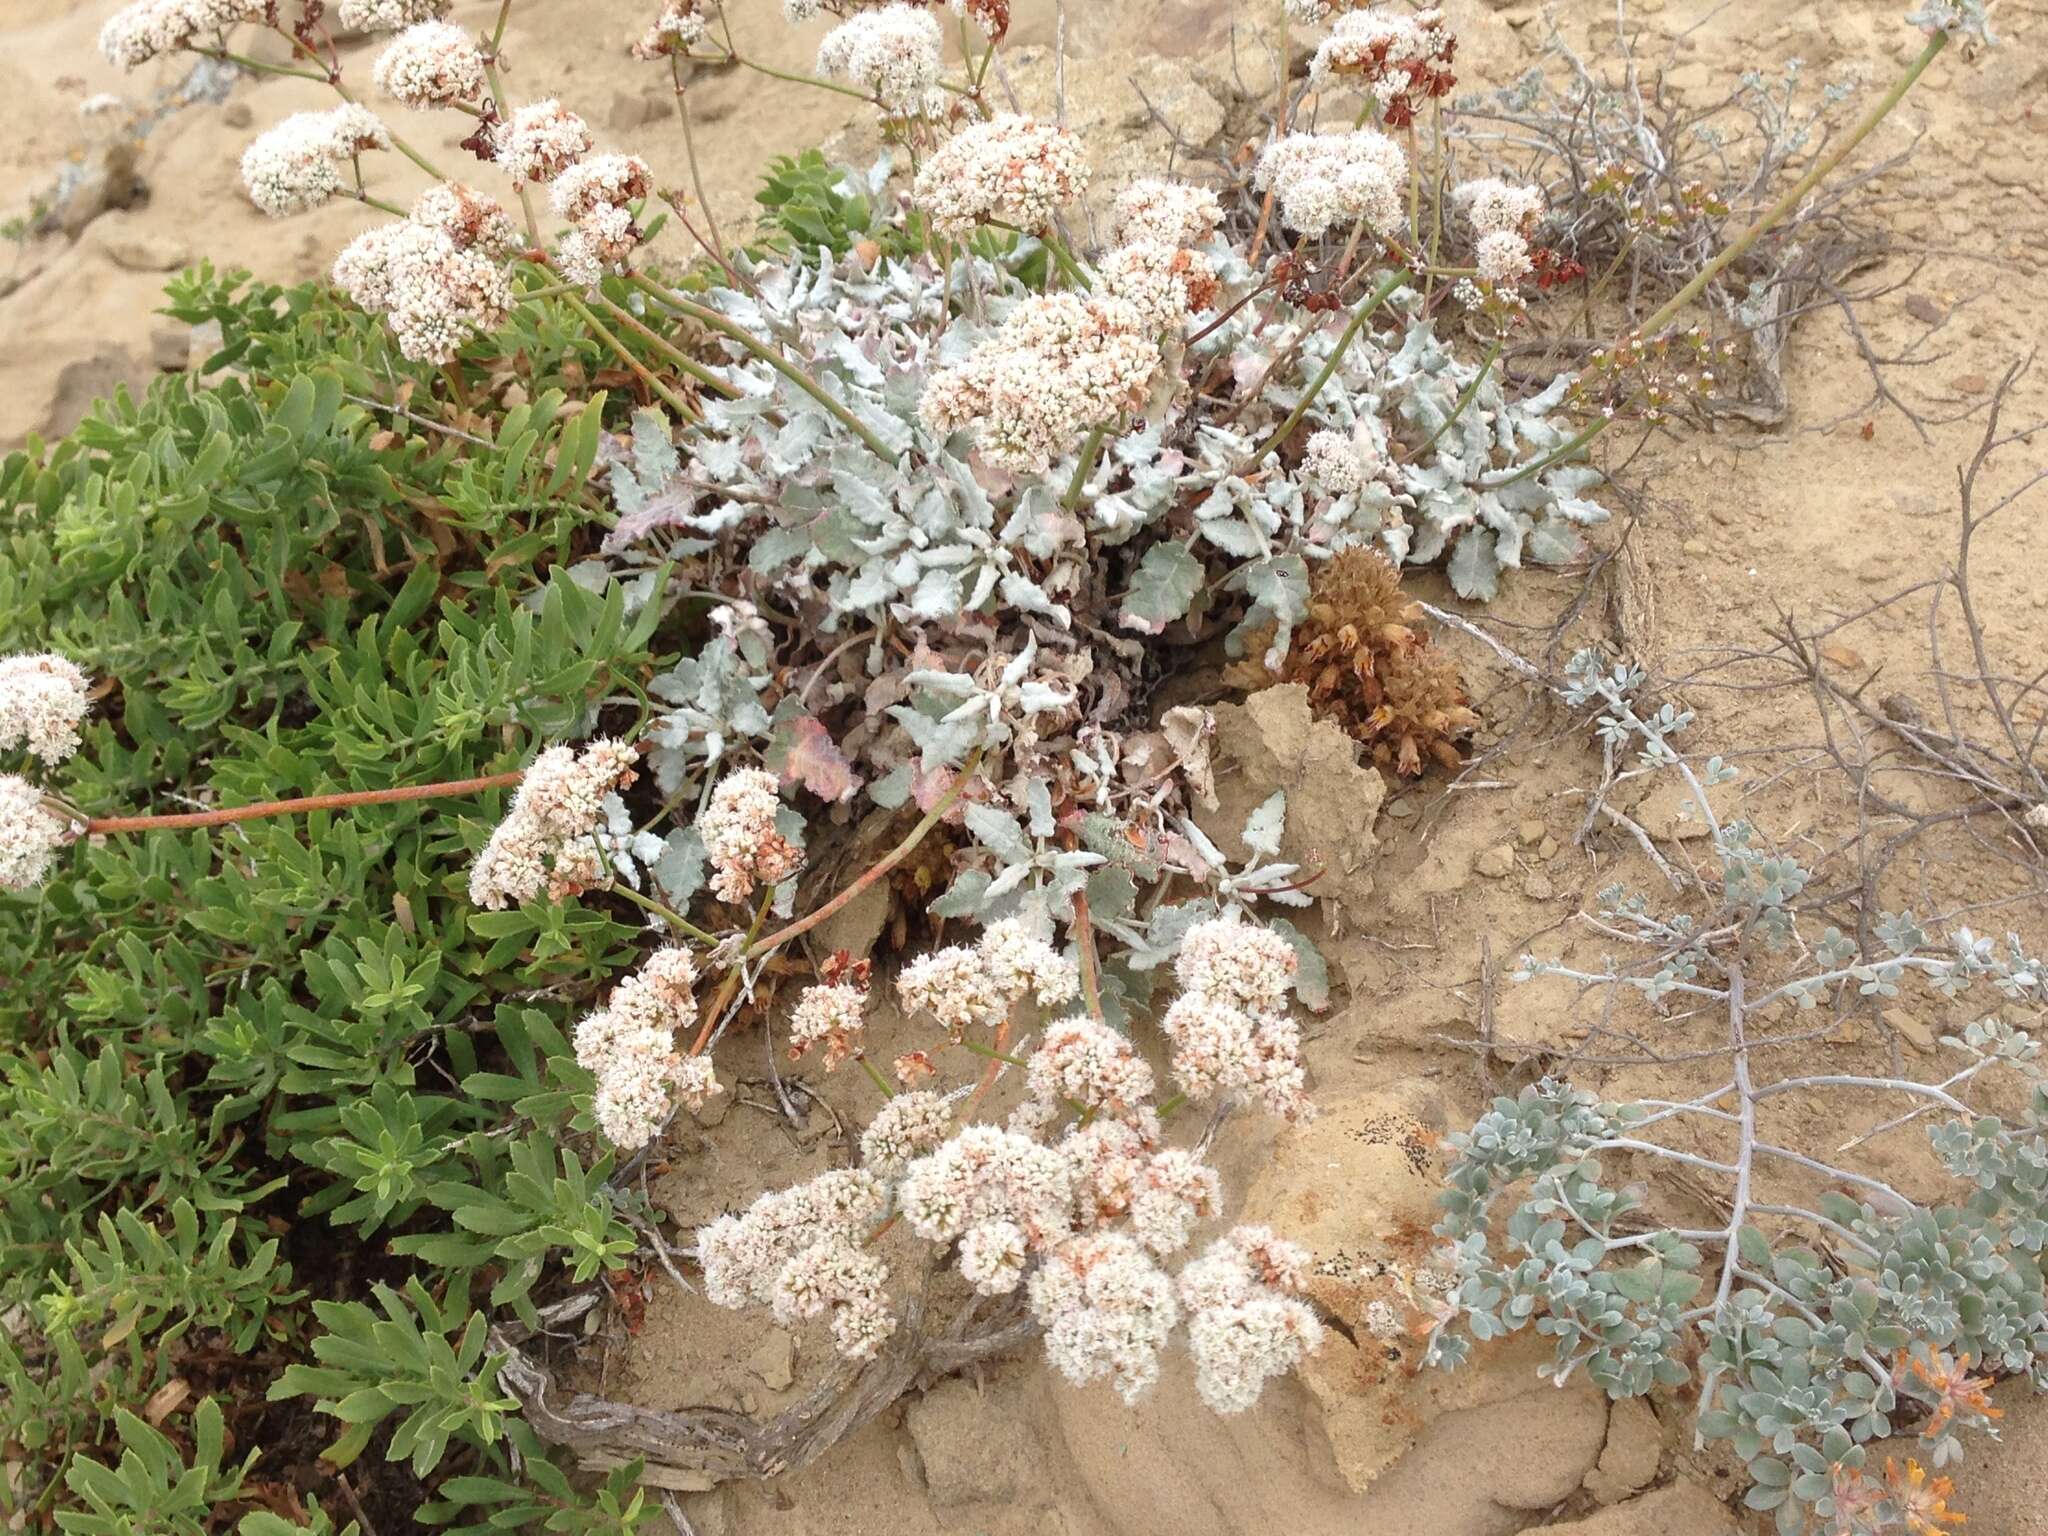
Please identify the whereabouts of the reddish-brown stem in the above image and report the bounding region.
[964,1017,1011,1120]
[83,772,524,834]
[1070,890,1105,1024]
[747,750,984,959]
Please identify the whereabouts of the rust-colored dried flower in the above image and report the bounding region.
[1230,547,1476,777]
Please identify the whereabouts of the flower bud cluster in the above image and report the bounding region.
[467,739,639,909]
[0,653,92,766]
[698,767,804,904]
[0,776,69,893]
[698,1168,896,1358]
[492,100,595,185]
[1177,1225,1323,1414]
[816,3,945,115]
[99,0,269,69]
[897,916,1079,1037]
[1253,130,1408,241]
[372,20,489,110]
[788,979,869,1070]
[1454,177,1545,290]
[333,212,516,364]
[240,105,393,218]
[912,114,1087,238]
[1159,916,1312,1121]
[632,0,708,58]
[337,0,449,30]
[1110,178,1225,249]
[1306,6,1457,127]
[574,947,719,1149]
[549,151,653,287]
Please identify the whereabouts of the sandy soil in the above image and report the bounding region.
[5,0,2047,1531]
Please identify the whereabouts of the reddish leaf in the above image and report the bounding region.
[775,716,861,803]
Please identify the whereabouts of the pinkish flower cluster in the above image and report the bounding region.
[371,19,488,109]
[631,0,708,57]
[1158,916,1311,1121]
[898,1124,1074,1258]
[787,979,868,1070]
[1096,241,1221,334]
[921,292,1164,474]
[1455,177,1546,289]
[1129,1147,1223,1256]
[98,0,269,68]
[239,104,392,217]
[1177,1226,1323,1413]
[337,0,449,30]
[1110,178,1224,248]
[1301,428,1370,495]
[0,653,92,766]
[574,947,717,1149]
[1306,6,1457,127]
[410,182,522,257]
[1026,1016,1155,1119]
[333,216,515,363]
[897,916,1079,1037]
[912,114,1088,238]
[492,100,594,185]
[467,739,638,909]
[698,767,804,904]
[0,775,69,892]
[549,153,654,287]
[1253,130,1409,240]
[1028,1231,1180,1402]
[859,1089,955,1175]
[698,1168,895,1358]
[816,3,944,114]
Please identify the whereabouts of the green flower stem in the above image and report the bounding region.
[560,292,704,425]
[1063,426,1107,511]
[607,881,720,945]
[956,1038,1028,1069]
[627,273,899,461]
[594,293,743,401]
[1416,337,1502,456]
[858,1056,897,1097]
[1250,265,1410,464]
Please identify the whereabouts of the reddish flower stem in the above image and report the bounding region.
[83,772,524,834]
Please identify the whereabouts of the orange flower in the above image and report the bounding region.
[1885,1458,1967,1533]
[1905,1351,2003,1438]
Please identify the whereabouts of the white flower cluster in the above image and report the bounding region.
[574,947,719,1149]
[859,1089,954,1175]
[466,739,638,909]
[1029,1231,1180,1402]
[1177,1226,1322,1414]
[632,0,708,58]
[239,104,392,218]
[549,153,654,287]
[1026,1016,1155,1119]
[816,3,943,114]
[787,980,868,1070]
[1096,241,1220,335]
[698,767,804,904]
[1253,130,1408,240]
[1110,178,1224,248]
[372,19,487,109]
[913,114,1088,237]
[921,291,1163,474]
[334,218,515,363]
[98,0,267,68]
[1158,916,1312,1121]
[337,0,448,30]
[1454,177,1545,288]
[1305,7,1455,125]
[492,100,594,185]
[0,775,68,893]
[698,1168,896,1358]
[1300,427,1368,495]
[0,653,92,766]
[900,1124,1076,1269]
[411,182,521,257]
[897,916,1079,1036]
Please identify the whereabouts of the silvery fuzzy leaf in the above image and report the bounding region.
[1448,528,1502,602]
[1242,790,1286,859]
[1382,520,1415,566]
[628,405,681,487]
[908,484,960,540]
[870,763,913,809]
[1238,553,1310,662]
[930,868,1005,920]
[651,827,706,904]
[904,668,979,698]
[1124,901,1206,970]
[1085,865,1139,925]
[889,702,983,769]
[1025,777,1056,838]
[964,802,1033,864]
[1177,815,1229,874]
[831,332,887,389]
[906,564,964,620]
[1197,515,1267,559]
[1267,916,1331,1011]
[1016,680,1076,715]
[768,412,831,475]
[1000,572,1069,626]
[853,398,915,458]
[984,862,1033,901]
[1476,496,1528,570]
[1000,484,1082,558]
[1046,851,1102,900]
[694,435,746,483]
[964,561,1001,613]
[1527,517,1583,565]
[833,465,898,528]
[1119,539,1203,633]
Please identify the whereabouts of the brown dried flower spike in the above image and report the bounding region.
[1233,548,1478,777]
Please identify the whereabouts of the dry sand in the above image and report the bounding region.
[5,0,2047,1531]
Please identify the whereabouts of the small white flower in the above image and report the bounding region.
[493,100,593,184]
[372,20,488,109]
[0,775,68,892]
[913,114,1088,238]
[698,768,803,904]
[0,653,92,765]
[816,4,944,113]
